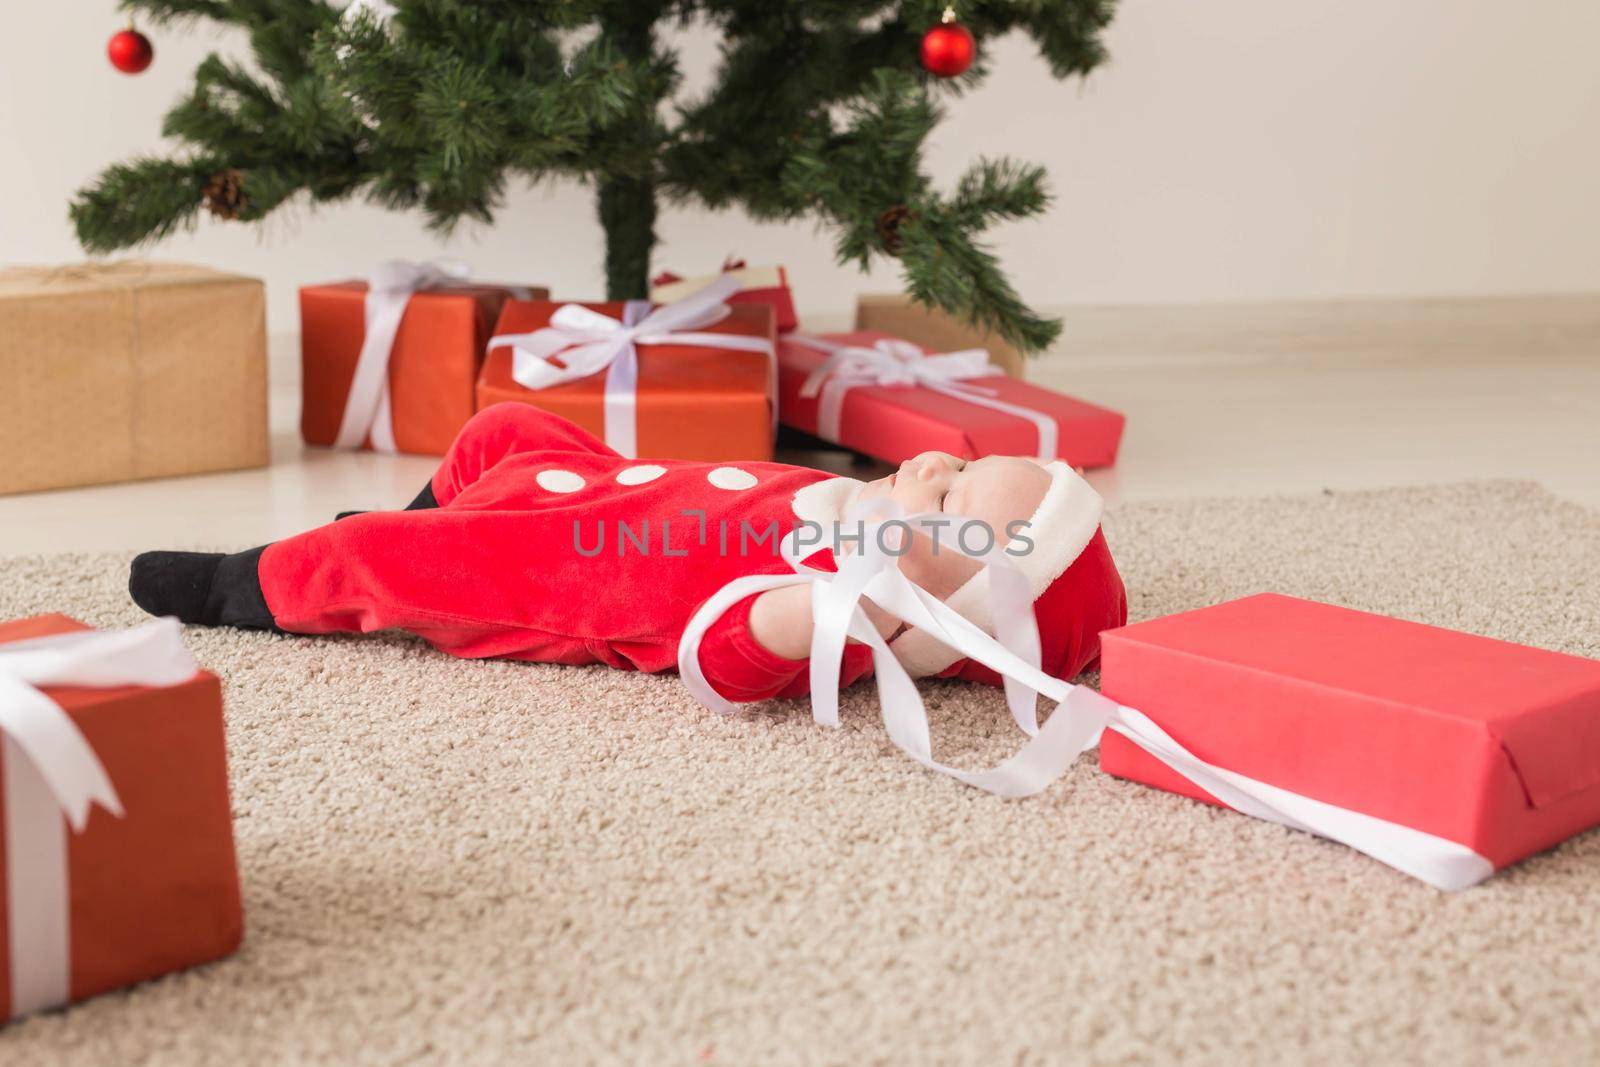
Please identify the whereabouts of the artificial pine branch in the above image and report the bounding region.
[898,212,1062,352]
[120,0,231,23]
[71,158,220,252]
[77,0,1115,352]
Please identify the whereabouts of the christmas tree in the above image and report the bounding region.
[72,1,1114,352]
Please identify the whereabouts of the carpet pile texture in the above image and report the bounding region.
[2,481,1598,1065]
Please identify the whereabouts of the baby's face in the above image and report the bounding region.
[857,452,1051,598]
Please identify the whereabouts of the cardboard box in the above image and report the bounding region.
[0,614,243,1019]
[0,262,268,495]
[1099,593,1600,874]
[477,299,776,461]
[854,293,1024,378]
[300,280,547,456]
[778,330,1124,468]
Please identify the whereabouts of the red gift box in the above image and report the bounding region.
[477,296,776,461]
[777,331,1124,469]
[1098,593,1600,885]
[301,275,547,455]
[0,614,242,1020]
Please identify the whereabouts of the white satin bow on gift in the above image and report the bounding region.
[0,618,200,1018]
[335,259,539,453]
[334,258,472,453]
[789,334,1060,461]
[676,504,1495,891]
[486,274,774,458]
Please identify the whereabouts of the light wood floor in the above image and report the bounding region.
[2,294,1596,555]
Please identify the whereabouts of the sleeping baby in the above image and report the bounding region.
[128,403,1126,788]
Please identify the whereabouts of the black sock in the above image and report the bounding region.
[129,546,282,631]
[336,480,437,522]
[406,481,439,510]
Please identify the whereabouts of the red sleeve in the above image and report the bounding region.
[695,595,876,703]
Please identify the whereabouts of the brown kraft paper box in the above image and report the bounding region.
[853,293,1025,377]
[0,262,269,495]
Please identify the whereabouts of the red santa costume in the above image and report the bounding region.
[256,403,1125,712]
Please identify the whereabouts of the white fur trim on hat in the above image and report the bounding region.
[887,461,1103,677]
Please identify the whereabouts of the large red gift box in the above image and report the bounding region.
[301,279,548,455]
[0,614,242,1020]
[1098,594,1600,880]
[777,330,1124,468]
[477,298,776,461]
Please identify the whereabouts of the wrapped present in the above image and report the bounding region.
[0,614,242,1020]
[777,331,1124,468]
[1096,593,1600,889]
[650,261,798,333]
[300,261,547,456]
[0,262,268,496]
[477,275,776,461]
[853,293,1023,377]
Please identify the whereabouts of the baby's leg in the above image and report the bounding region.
[128,515,426,635]
[130,407,614,632]
[132,509,582,659]
[259,510,586,659]
[431,403,617,505]
[336,405,616,519]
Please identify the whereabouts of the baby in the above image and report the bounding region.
[129,404,1125,710]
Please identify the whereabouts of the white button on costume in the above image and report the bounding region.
[615,465,667,485]
[535,469,586,493]
[707,467,758,491]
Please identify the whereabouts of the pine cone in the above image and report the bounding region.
[876,205,912,255]
[202,169,247,220]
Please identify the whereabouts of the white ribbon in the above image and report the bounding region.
[677,506,1494,891]
[789,334,1060,462]
[333,259,536,453]
[0,618,199,1019]
[487,275,775,458]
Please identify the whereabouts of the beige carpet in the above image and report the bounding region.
[3,481,1599,1065]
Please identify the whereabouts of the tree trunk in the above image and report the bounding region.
[596,10,660,301]
[598,172,657,301]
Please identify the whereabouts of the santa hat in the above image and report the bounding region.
[791,462,1128,682]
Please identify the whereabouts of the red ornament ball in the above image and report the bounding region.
[920,19,976,78]
[107,28,154,75]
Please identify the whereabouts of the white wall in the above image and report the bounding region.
[4,1,1599,333]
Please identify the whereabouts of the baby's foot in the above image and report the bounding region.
[407,481,439,510]
[333,480,438,522]
[129,548,281,631]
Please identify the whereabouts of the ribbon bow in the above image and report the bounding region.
[0,618,200,1018]
[333,258,474,453]
[679,500,1110,794]
[487,274,773,458]
[789,334,1060,461]
[676,507,1495,890]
